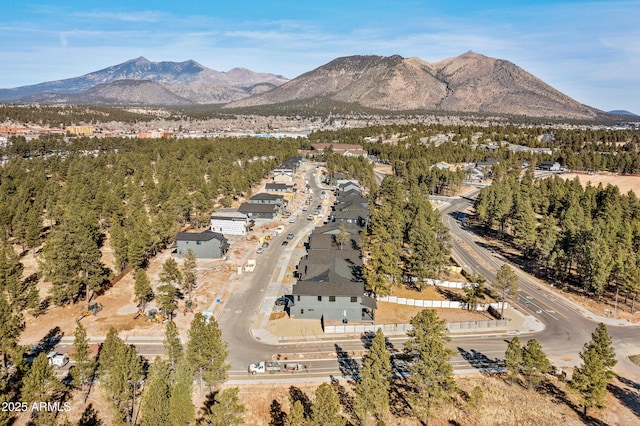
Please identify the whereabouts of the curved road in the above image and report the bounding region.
[441,191,640,380]
[61,168,639,383]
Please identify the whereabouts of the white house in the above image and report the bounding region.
[210,212,250,236]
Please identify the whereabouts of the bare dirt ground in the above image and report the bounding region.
[229,373,640,426]
[560,172,640,198]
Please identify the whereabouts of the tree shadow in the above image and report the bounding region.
[34,296,51,317]
[457,347,503,374]
[334,343,359,381]
[36,326,64,354]
[388,378,413,418]
[288,386,312,418]
[607,380,640,419]
[436,287,465,303]
[359,331,398,353]
[78,403,104,426]
[269,399,286,426]
[537,380,609,425]
[330,376,356,422]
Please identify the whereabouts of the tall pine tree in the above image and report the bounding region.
[405,309,456,425]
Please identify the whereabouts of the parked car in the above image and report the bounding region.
[281,240,289,246]
[302,206,308,211]
[262,241,269,248]
[287,232,294,239]
[256,247,265,254]
[289,216,297,223]
[275,296,293,306]
[307,214,314,220]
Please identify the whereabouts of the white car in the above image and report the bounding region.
[289,216,297,223]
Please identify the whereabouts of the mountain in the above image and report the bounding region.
[608,110,638,116]
[226,52,604,119]
[0,57,288,104]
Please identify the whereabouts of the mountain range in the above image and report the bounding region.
[0,53,611,119]
[0,57,288,105]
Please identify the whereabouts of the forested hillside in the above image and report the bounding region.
[0,135,301,308]
[474,174,640,307]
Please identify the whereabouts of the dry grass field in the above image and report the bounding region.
[560,172,640,198]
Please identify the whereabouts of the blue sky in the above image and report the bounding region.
[2,0,639,113]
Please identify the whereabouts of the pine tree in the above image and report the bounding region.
[22,352,64,405]
[407,210,441,286]
[512,192,537,256]
[203,387,246,426]
[521,339,551,389]
[570,323,617,416]
[163,320,184,370]
[0,241,25,311]
[98,328,143,424]
[71,322,96,396]
[0,296,24,368]
[133,269,153,312]
[158,258,182,319]
[160,257,183,287]
[186,313,229,396]
[494,264,519,317]
[462,279,485,311]
[504,336,523,384]
[140,358,172,426]
[169,360,195,426]
[285,400,305,426]
[588,323,617,369]
[335,223,351,250]
[355,328,392,424]
[404,309,456,425]
[181,248,197,304]
[157,283,178,320]
[310,383,346,426]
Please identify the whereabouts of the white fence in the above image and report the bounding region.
[324,319,508,335]
[377,295,508,312]
[402,277,474,289]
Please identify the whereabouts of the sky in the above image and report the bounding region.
[2,0,639,114]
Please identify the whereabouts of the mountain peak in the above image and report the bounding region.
[127,56,151,65]
[226,52,603,120]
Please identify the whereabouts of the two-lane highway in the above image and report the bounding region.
[440,192,640,379]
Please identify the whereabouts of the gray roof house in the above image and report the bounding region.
[249,193,284,205]
[329,210,368,227]
[291,279,376,324]
[265,183,295,193]
[175,230,229,259]
[537,161,562,171]
[237,203,280,219]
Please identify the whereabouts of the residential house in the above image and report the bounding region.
[238,203,280,219]
[292,279,376,323]
[210,212,251,236]
[175,230,229,259]
[249,193,285,205]
[265,182,295,193]
[329,210,368,227]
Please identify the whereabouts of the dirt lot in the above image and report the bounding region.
[560,172,640,198]
[230,373,640,426]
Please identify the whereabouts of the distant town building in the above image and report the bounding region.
[66,126,94,136]
[537,161,562,171]
[310,143,368,157]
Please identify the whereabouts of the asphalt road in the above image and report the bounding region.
[54,168,640,383]
[440,191,640,381]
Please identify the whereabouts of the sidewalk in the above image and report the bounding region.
[250,305,545,346]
